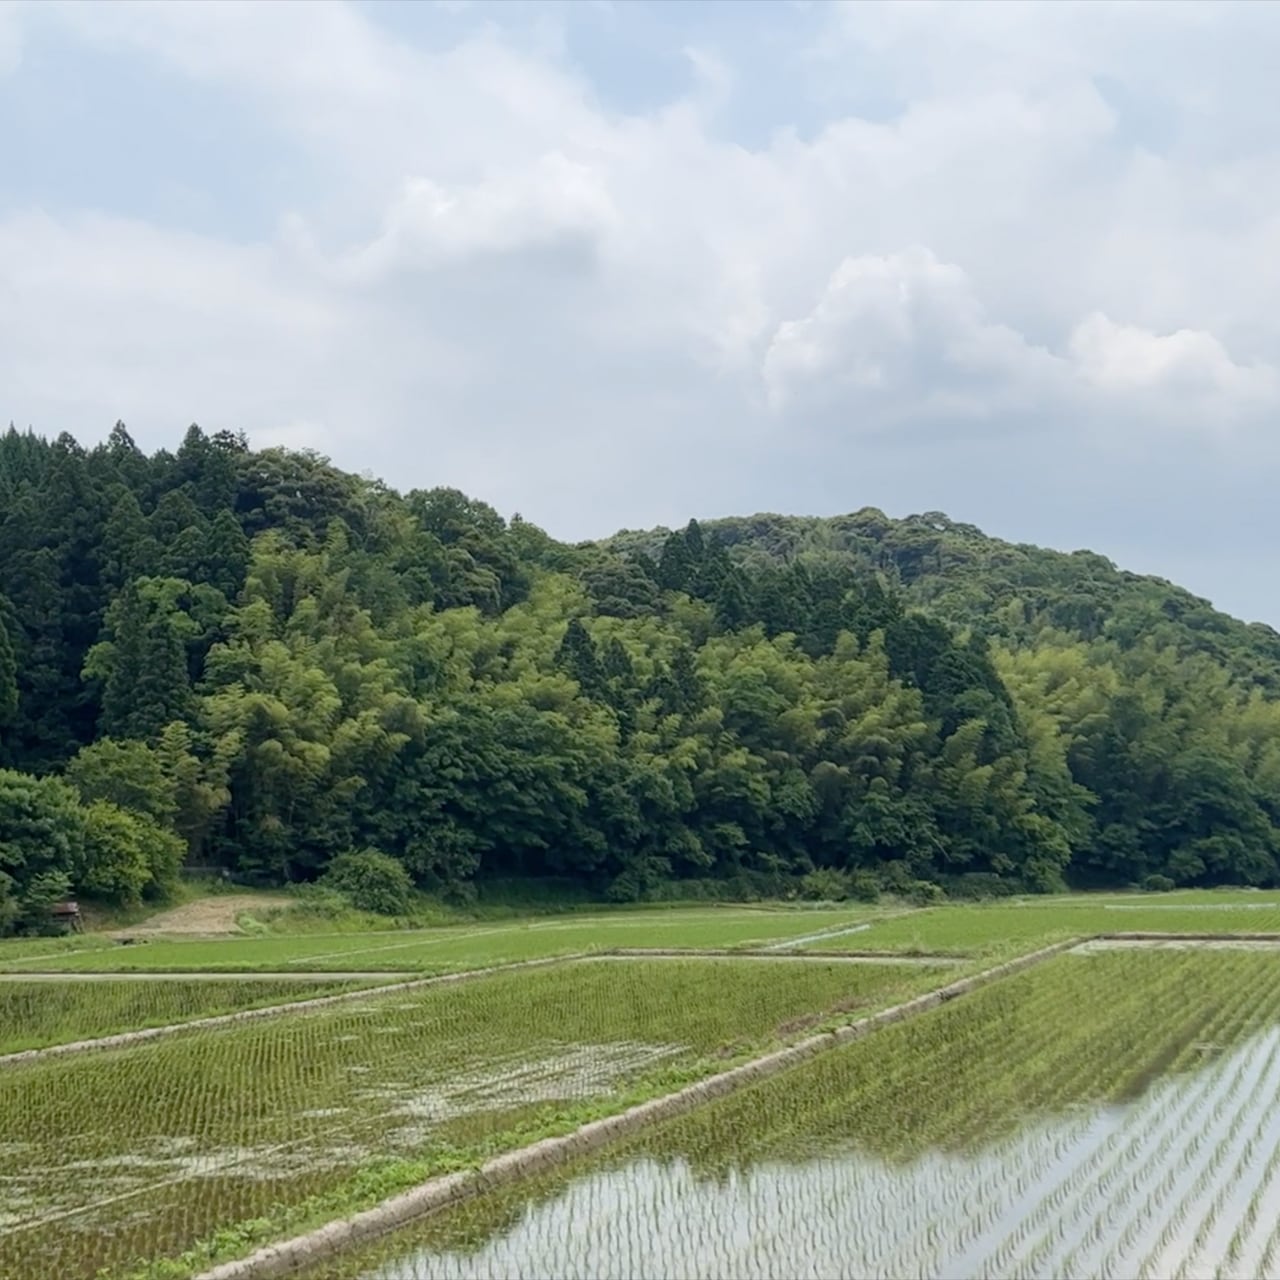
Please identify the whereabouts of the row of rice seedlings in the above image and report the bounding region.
[831,903,1280,959]
[0,958,935,1279]
[1170,1029,1280,1279]
[0,978,398,1054]
[350,972,1070,1274]
[1121,962,1280,1274]
[2,908,878,977]
[1128,1030,1280,1279]
[873,954,1224,1279]
[1007,954,1280,1278]
[853,1006,1102,1275]
[282,953,1280,1280]
[852,952,1178,1158]
[1248,1154,1280,1277]
[1089,1036,1277,1279]
[556,957,1129,1278]
[1217,1088,1280,1277]
[1053,961,1280,1279]
[916,963,1206,1277]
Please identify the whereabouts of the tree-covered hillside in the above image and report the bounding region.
[2,424,1278,930]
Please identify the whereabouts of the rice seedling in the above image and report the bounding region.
[813,901,1280,959]
[295,950,1280,1280]
[0,978,395,1054]
[0,906,883,975]
[0,956,945,1280]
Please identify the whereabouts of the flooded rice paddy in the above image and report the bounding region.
[0,957,943,1279]
[298,950,1280,1280]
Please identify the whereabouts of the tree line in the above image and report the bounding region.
[1,423,1278,929]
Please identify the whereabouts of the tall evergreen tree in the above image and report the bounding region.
[0,613,16,731]
[556,619,605,699]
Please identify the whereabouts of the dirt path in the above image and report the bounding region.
[121,895,290,936]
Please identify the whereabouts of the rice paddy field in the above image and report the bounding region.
[0,905,885,975]
[5,892,1280,1280]
[0,954,951,1279]
[0,977,399,1055]
[803,898,1280,959]
[295,947,1280,1280]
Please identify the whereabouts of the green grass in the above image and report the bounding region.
[0,978,396,1054]
[808,894,1280,959]
[0,955,951,1280]
[0,905,882,974]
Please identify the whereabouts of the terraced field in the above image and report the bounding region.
[6,893,1280,1279]
[0,955,950,1280]
[305,948,1280,1280]
[802,899,1280,958]
[0,977,399,1054]
[0,905,883,975]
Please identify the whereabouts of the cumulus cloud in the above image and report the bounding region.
[762,248,1063,422]
[761,249,1276,434]
[341,154,618,281]
[1069,313,1277,410]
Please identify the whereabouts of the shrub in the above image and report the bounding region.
[847,870,881,903]
[1142,873,1177,893]
[320,849,414,916]
[799,868,850,902]
[878,860,916,894]
[905,879,946,906]
[944,872,1017,901]
[80,802,185,904]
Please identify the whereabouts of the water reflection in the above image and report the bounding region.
[330,1010,1280,1278]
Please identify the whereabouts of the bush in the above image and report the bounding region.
[799,868,850,902]
[320,849,414,916]
[80,802,184,904]
[847,870,881,903]
[1142,873,1177,893]
[943,872,1017,901]
[877,860,916,894]
[905,879,946,906]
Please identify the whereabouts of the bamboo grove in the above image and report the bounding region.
[4,423,1280,928]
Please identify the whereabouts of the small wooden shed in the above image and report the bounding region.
[50,900,84,933]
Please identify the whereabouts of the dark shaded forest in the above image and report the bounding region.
[2,423,1279,929]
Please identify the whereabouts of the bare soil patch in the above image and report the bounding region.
[121,895,290,937]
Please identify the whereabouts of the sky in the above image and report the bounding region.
[2,1,1278,623]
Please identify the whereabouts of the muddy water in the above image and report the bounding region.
[322,1026,1280,1279]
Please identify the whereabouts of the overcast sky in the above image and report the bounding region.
[2,1,1278,622]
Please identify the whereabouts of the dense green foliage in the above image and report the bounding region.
[3,423,1280,930]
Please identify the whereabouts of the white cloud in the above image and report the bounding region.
[341,153,618,281]
[1070,313,1277,410]
[0,3,23,76]
[8,1,1280,619]
[762,250,1275,433]
[762,248,1062,421]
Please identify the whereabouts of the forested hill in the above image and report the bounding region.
[608,511,1280,691]
[2,424,1279,932]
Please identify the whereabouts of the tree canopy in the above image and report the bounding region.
[0,424,1277,929]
